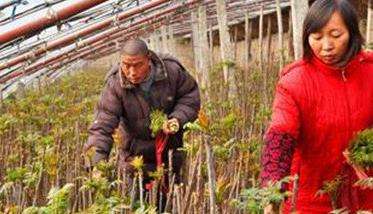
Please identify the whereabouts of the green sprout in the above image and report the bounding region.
[149,109,167,137]
[348,128,373,169]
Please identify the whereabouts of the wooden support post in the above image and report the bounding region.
[266,16,272,66]
[161,25,169,53]
[198,5,210,90]
[204,136,217,214]
[191,9,201,83]
[276,0,284,69]
[149,34,155,52]
[291,0,309,60]
[0,84,3,110]
[367,0,372,48]
[215,0,235,98]
[288,10,294,60]
[259,6,268,106]
[154,31,161,53]
[168,25,177,56]
[209,24,214,70]
[147,37,154,51]
[259,6,264,73]
[244,12,252,70]
[234,26,238,62]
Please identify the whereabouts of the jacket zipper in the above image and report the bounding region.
[341,69,347,82]
[133,91,146,118]
[341,69,352,140]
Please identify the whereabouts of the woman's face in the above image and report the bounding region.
[308,11,350,66]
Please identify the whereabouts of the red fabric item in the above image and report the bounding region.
[155,132,169,167]
[145,182,154,191]
[265,51,373,213]
[145,132,169,192]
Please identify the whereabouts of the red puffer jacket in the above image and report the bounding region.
[261,51,373,213]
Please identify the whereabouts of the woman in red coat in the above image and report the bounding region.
[260,0,373,213]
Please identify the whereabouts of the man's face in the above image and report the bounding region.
[121,54,150,84]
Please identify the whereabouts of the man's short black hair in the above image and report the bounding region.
[121,38,149,56]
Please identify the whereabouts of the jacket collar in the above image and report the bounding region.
[118,52,168,89]
[310,51,366,78]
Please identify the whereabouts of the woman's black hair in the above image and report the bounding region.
[302,0,364,66]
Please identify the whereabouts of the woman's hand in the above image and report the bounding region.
[264,204,274,214]
[264,203,278,214]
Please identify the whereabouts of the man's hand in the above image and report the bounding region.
[82,144,107,171]
[83,143,93,155]
[162,118,179,135]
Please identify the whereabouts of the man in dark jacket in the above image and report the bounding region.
[83,39,200,183]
